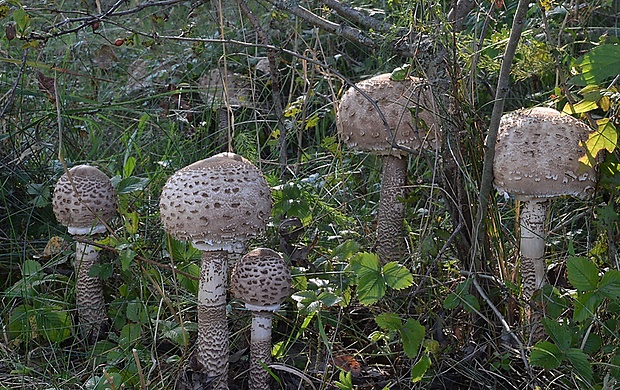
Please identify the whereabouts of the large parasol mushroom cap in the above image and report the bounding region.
[493,107,598,200]
[159,152,272,253]
[52,165,117,235]
[336,73,440,155]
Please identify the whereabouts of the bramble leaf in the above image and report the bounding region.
[566,256,599,291]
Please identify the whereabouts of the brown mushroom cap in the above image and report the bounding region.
[159,152,272,253]
[336,73,440,155]
[52,165,117,235]
[493,107,598,200]
[231,248,291,308]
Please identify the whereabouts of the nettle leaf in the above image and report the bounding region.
[600,270,620,299]
[530,341,563,370]
[566,257,599,291]
[579,119,618,168]
[401,319,425,359]
[411,354,431,383]
[571,44,620,86]
[375,312,403,331]
[382,261,413,290]
[565,348,593,383]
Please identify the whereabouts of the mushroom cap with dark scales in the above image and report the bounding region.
[52,165,117,235]
[231,248,291,308]
[159,152,272,253]
[493,107,598,200]
[336,73,440,155]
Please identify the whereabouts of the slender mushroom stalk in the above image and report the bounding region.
[159,152,272,390]
[493,107,598,343]
[52,165,117,343]
[230,248,292,390]
[336,73,440,263]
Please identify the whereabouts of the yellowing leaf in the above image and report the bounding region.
[579,118,617,168]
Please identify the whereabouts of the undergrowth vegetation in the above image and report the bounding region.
[1,0,619,389]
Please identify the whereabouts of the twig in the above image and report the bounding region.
[133,348,147,390]
[471,0,533,264]
[321,0,391,33]
[469,274,530,371]
[0,49,29,119]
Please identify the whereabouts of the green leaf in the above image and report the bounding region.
[88,263,114,280]
[400,319,425,359]
[566,256,599,291]
[317,291,342,307]
[443,292,460,310]
[116,176,149,194]
[350,253,385,305]
[578,119,617,168]
[562,99,599,114]
[542,318,572,351]
[573,291,603,322]
[22,260,41,277]
[120,248,136,271]
[530,341,563,369]
[390,64,411,81]
[331,240,360,262]
[382,261,413,290]
[375,312,403,331]
[35,306,71,342]
[571,44,620,86]
[411,354,431,383]
[123,156,136,178]
[119,323,141,347]
[600,269,620,299]
[565,348,593,383]
[461,294,480,314]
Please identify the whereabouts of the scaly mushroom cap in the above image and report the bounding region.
[52,165,117,235]
[159,152,272,253]
[336,73,440,155]
[231,248,291,308]
[493,107,598,200]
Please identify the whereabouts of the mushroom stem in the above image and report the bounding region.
[375,155,408,263]
[249,311,274,390]
[196,250,229,390]
[74,240,106,342]
[519,199,548,301]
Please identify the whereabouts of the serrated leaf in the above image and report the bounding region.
[573,291,603,322]
[400,319,425,359]
[571,44,620,86]
[356,273,386,305]
[331,240,360,262]
[530,341,563,369]
[565,348,593,383]
[600,270,620,299]
[35,307,71,342]
[578,119,617,168]
[318,291,342,307]
[411,354,431,383]
[350,252,381,275]
[566,256,599,291]
[375,312,402,331]
[443,292,460,309]
[382,261,413,290]
[542,318,572,351]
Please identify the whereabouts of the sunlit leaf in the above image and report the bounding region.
[542,318,572,351]
[382,261,413,290]
[599,270,620,299]
[579,119,617,168]
[571,44,620,86]
[411,354,431,383]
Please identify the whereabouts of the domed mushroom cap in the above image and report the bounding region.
[336,73,440,155]
[159,152,272,253]
[493,107,598,200]
[52,165,117,235]
[231,248,291,308]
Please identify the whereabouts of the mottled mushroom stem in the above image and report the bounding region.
[196,250,229,390]
[74,239,107,342]
[375,155,408,263]
[519,198,548,301]
[246,304,279,390]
